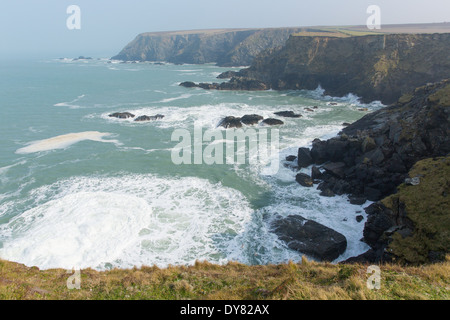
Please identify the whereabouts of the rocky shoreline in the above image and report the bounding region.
[113,30,450,264]
[188,33,450,105]
[288,80,450,264]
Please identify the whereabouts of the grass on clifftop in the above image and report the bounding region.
[292,27,384,38]
[1,256,449,300]
[382,157,450,265]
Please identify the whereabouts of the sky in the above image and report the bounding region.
[0,0,449,59]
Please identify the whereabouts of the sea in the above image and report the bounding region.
[0,58,384,271]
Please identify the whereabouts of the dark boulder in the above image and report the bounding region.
[272,215,347,261]
[297,147,313,168]
[179,81,198,88]
[322,162,347,179]
[135,115,152,122]
[108,112,135,119]
[320,189,335,197]
[311,165,323,180]
[363,203,395,248]
[274,111,302,118]
[285,155,297,162]
[218,116,243,129]
[348,196,367,205]
[135,114,165,122]
[261,118,284,126]
[153,114,165,120]
[295,173,313,187]
[311,137,356,165]
[240,114,263,125]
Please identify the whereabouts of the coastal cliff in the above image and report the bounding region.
[294,79,450,265]
[112,28,303,67]
[225,33,450,104]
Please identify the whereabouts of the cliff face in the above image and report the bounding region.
[295,79,450,264]
[112,28,303,67]
[238,33,450,104]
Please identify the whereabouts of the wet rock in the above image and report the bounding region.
[272,215,347,261]
[363,203,395,248]
[274,111,302,118]
[109,112,135,119]
[261,118,284,126]
[322,162,347,179]
[135,115,152,122]
[348,196,367,205]
[295,173,313,187]
[218,116,243,129]
[240,114,263,125]
[179,81,198,88]
[320,189,335,197]
[311,165,323,180]
[297,147,313,168]
[285,155,297,162]
[134,114,165,122]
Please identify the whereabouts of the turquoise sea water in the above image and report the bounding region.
[0,58,383,270]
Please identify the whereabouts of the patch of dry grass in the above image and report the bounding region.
[1,256,448,300]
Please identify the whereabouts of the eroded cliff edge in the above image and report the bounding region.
[112,28,304,67]
[225,33,450,104]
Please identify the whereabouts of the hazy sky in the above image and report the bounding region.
[0,0,449,58]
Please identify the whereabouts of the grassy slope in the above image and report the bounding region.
[1,256,449,300]
[383,157,450,264]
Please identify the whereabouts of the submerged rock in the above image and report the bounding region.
[272,215,347,262]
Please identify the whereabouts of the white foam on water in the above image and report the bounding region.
[54,94,86,109]
[0,160,26,176]
[16,132,120,154]
[230,124,371,263]
[0,175,254,270]
[101,102,309,130]
[159,93,194,103]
